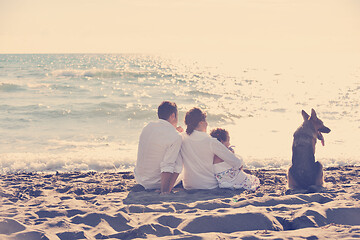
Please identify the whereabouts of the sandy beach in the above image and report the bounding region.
[0,166,359,240]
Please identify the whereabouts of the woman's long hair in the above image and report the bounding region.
[185,108,206,135]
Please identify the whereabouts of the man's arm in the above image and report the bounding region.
[160,136,182,171]
[168,172,180,191]
[160,172,172,194]
[159,134,182,191]
[159,133,183,194]
[160,172,179,194]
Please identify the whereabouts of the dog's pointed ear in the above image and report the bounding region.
[310,109,317,120]
[302,110,310,121]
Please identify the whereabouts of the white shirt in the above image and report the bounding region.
[180,130,244,190]
[134,119,182,189]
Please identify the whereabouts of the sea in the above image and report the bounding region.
[0,54,359,173]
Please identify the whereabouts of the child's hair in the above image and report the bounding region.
[210,128,229,142]
[185,107,206,135]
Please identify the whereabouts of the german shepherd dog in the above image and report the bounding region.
[288,109,331,190]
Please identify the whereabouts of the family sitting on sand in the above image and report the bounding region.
[134,101,260,194]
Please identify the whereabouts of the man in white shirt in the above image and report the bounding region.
[134,101,183,194]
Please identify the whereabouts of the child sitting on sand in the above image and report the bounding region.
[210,128,260,191]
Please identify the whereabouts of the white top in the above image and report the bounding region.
[134,119,182,189]
[180,130,244,190]
[213,161,235,173]
[213,161,246,184]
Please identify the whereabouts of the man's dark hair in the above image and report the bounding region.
[210,128,229,142]
[157,101,177,120]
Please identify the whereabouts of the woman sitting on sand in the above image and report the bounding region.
[180,107,244,189]
[210,128,260,191]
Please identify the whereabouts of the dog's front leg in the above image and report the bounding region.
[314,161,324,187]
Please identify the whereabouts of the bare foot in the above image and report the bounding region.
[160,191,171,196]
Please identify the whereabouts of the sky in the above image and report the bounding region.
[1,0,360,65]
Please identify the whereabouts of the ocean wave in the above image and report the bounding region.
[0,152,135,174]
[1,104,48,112]
[0,153,358,174]
[15,102,154,120]
[0,83,25,92]
[187,90,222,98]
[20,104,226,122]
[242,157,360,170]
[0,140,138,174]
[48,83,89,93]
[50,69,173,80]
